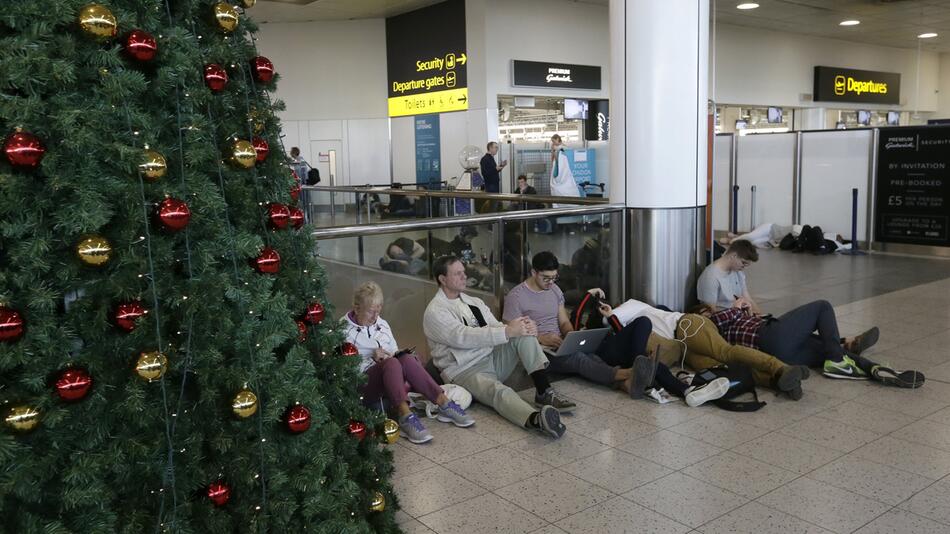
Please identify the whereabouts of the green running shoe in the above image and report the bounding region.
[823,355,869,380]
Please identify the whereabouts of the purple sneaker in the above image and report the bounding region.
[436,401,475,427]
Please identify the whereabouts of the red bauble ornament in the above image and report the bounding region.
[296,320,308,342]
[114,301,147,332]
[0,307,25,342]
[207,480,231,507]
[348,420,367,441]
[55,368,93,401]
[290,169,300,184]
[252,136,269,163]
[124,30,157,61]
[156,197,191,232]
[288,206,304,229]
[203,63,228,92]
[285,404,311,433]
[267,203,290,230]
[3,131,46,169]
[252,247,280,274]
[251,56,275,83]
[304,302,325,325]
[340,342,359,357]
[290,183,301,203]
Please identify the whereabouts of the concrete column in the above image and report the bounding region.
[609,0,709,309]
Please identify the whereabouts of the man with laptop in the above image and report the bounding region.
[504,252,658,397]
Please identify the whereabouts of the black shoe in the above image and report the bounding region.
[776,366,805,400]
[872,366,925,388]
[846,327,880,355]
[536,405,566,439]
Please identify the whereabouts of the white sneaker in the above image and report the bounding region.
[685,377,730,407]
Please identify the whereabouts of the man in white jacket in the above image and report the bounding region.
[423,255,572,438]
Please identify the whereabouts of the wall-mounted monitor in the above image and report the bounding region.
[886,111,900,126]
[563,98,588,120]
[767,107,783,124]
[857,110,871,125]
[735,119,749,130]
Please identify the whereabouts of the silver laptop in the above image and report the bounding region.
[544,328,610,357]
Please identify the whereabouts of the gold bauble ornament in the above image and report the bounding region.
[229,139,256,169]
[213,2,239,33]
[76,235,113,266]
[248,108,265,135]
[78,4,118,40]
[135,351,168,381]
[4,405,40,432]
[369,491,386,513]
[232,388,258,418]
[241,0,256,7]
[382,419,399,444]
[139,150,167,181]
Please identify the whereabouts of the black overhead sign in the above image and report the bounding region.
[813,66,900,105]
[385,0,468,117]
[585,100,609,141]
[875,126,950,247]
[512,60,602,90]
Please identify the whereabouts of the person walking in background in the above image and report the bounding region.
[289,146,311,184]
[343,282,474,444]
[479,141,507,193]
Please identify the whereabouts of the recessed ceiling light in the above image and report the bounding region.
[918,32,938,39]
[840,20,860,26]
[736,3,759,9]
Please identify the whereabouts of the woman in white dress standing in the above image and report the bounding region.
[549,134,581,207]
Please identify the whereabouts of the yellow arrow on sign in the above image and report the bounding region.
[458,53,467,65]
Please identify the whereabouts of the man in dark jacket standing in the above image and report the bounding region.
[479,141,507,193]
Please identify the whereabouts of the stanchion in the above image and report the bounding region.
[731,185,739,234]
[839,187,866,256]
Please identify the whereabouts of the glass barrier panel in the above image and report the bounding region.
[315,236,362,266]
[367,228,431,280]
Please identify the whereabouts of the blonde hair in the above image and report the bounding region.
[353,281,384,308]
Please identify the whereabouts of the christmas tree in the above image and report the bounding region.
[0,2,398,532]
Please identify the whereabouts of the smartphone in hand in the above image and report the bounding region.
[394,346,416,358]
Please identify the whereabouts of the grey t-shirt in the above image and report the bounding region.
[697,264,747,310]
[503,282,564,335]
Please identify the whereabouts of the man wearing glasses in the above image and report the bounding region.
[697,240,761,313]
[504,252,658,397]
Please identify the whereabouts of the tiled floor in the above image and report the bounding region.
[391,253,950,534]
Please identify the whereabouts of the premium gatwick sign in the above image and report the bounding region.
[875,126,950,247]
[813,66,900,105]
[386,0,468,117]
[512,60,602,90]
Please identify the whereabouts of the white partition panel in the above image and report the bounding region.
[800,130,873,239]
[736,133,796,233]
[712,134,734,233]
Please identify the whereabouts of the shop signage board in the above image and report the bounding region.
[512,60,601,90]
[585,100,609,141]
[813,66,900,105]
[386,0,467,117]
[414,115,441,186]
[875,125,950,247]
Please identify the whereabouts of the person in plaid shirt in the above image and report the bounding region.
[696,301,923,389]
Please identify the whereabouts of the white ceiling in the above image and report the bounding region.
[713,0,950,53]
[251,0,949,53]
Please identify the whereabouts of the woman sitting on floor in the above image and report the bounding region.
[342,281,475,444]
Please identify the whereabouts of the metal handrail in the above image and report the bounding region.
[303,185,608,206]
[311,203,625,239]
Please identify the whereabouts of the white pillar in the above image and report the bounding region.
[609,0,710,308]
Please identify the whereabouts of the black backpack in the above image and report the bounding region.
[778,233,797,251]
[306,167,321,185]
[689,364,766,412]
[801,225,824,252]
